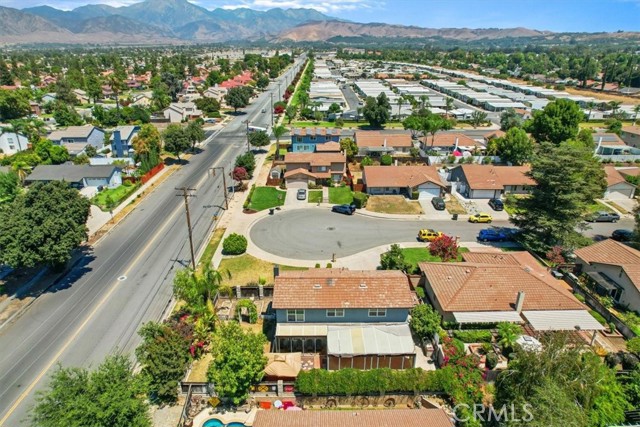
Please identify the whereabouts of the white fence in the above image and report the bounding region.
[426,155,501,165]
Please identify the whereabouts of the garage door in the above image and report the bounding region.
[418,187,441,199]
[470,189,497,199]
[287,179,308,189]
[605,189,634,199]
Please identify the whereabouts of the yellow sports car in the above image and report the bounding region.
[469,213,493,223]
[418,229,444,242]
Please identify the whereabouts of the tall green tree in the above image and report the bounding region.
[0,59,14,86]
[409,304,441,341]
[0,170,19,204]
[52,102,84,127]
[380,243,410,272]
[185,121,205,151]
[495,333,629,427]
[530,99,583,145]
[470,110,488,128]
[0,181,91,268]
[500,108,523,131]
[285,105,297,124]
[55,78,78,105]
[248,130,270,149]
[224,86,251,113]
[495,127,534,166]
[512,142,606,252]
[162,124,190,162]
[362,93,391,128]
[31,355,151,427]
[136,322,191,404]
[0,89,31,120]
[132,124,162,173]
[207,322,267,406]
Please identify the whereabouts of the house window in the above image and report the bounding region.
[287,309,305,322]
[296,137,302,142]
[326,309,344,318]
[318,166,327,172]
[368,308,387,317]
[310,136,317,141]
[9,145,15,150]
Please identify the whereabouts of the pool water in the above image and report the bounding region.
[202,420,247,427]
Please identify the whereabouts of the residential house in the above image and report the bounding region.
[421,132,481,154]
[622,126,640,148]
[64,143,89,157]
[29,101,41,116]
[419,251,604,333]
[220,71,253,89]
[272,269,418,370]
[0,131,29,155]
[253,408,454,427]
[355,131,413,156]
[575,239,640,313]
[483,130,506,144]
[132,93,153,107]
[603,166,636,199]
[290,128,341,152]
[283,152,346,188]
[593,133,631,155]
[362,165,445,198]
[449,164,535,199]
[163,102,202,123]
[315,142,342,153]
[48,125,105,150]
[109,125,140,158]
[618,167,639,182]
[203,86,227,103]
[72,89,89,104]
[25,164,122,189]
[41,93,56,104]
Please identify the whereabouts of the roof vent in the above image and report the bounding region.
[359,282,368,289]
[524,267,531,273]
[465,269,471,274]
[327,278,336,286]
[313,284,322,289]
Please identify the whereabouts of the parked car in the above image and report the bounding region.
[488,198,504,211]
[611,229,634,241]
[431,197,446,210]
[297,189,307,200]
[331,204,356,215]
[587,211,620,223]
[261,108,267,113]
[418,229,443,242]
[469,213,493,223]
[477,229,508,242]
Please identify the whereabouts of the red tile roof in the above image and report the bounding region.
[427,133,479,148]
[622,125,640,136]
[363,165,444,188]
[284,152,346,167]
[291,127,341,137]
[316,142,342,152]
[273,269,417,310]
[355,131,413,148]
[459,164,535,190]
[419,262,583,313]
[574,239,640,291]
[253,408,454,427]
[604,166,629,186]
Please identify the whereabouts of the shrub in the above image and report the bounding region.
[485,352,499,370]
[411,191,419,200]
[352,191,368,208]
[326,263,332,268]
[243,184,256,209]
[589,310,607,325]
[360,156,373,167]
[222,233,247,255]
[605,352,622,368]
[452,338,466,355]
[622,352,640,370]
[315,263,321,268]
[380,154,393,166]
[415,286,425,300]
[627,337,640,355]
[574,293,586,303]
[453,329,493,343]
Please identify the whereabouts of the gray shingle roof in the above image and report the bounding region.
[48,125,97,141]
[26,165,119,183]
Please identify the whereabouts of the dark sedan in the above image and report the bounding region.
[611,229,634,242]
[331,204,356,215]
[488,198,504,211]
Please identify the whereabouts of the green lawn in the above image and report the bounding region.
[308,190,323,203]
[400,247,470,271]
[586,201,614,213]
[92,183,139,211]
[329,186,354,204]
[248,187,286,211]
[197,228,226,272]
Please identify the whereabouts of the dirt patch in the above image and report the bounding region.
[367,195,424,214]
[445,196,467,215]
[564,87,639,104]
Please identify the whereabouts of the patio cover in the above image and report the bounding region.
[453,311,523,324]
[264,353,302,378]
[326,324,414,356]
[522,310,606,331]
[586,271,620,292]
[275,323,328,337]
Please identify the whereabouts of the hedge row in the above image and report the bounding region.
[295,368,448,396]
[352,192,368,208]
[452,329,493,343]
[243,184,256,210]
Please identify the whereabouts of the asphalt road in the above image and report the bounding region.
[0,58,305,426]
[249,208,635,260]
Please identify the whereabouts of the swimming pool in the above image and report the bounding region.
[202,419,247,427]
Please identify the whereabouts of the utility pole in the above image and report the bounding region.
[176,187,197,270]
[270,92,274,127]
[243,119,250,152]
[211,167,229,210]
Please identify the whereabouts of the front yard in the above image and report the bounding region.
[367,195,423,215]
[400,246,470,272]
[308,190,323,203]
[247,187,286,211]
[328,186,354,204]
[92,182,139,211]
[218,254,307,286]
[445,196,467,215]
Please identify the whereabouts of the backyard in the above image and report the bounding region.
[92,182,139,211]
[328,186,354,204]
[247,187,286,211]
[218,254,307,286]
[367,195,424,214]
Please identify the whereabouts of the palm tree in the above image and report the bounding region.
[12,161,31,184]
[419,95,430,110]
[633,104,640,126]
[106,74,125,118]
[586,101,596,122]
[199,263,229,304]
[396,96,404,121]
[497,322,521,352]
[444,97,455,117]
[272,125,287,160]
[608,100,622,116]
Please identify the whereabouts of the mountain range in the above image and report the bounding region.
[0,0,639,46]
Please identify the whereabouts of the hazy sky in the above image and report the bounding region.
[7,0,640,32]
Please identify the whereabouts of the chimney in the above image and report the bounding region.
[515,291,525,313]
[112,130,123,158]
[273,264,280,278]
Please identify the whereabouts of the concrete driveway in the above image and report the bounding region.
[602,197,637,215]
[472,199,510,221]
[285,188,307,206]
[419,199,451,219]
